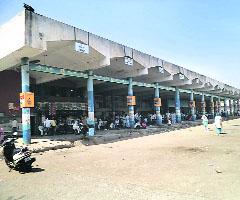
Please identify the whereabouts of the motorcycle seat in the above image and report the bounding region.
[13,148,22,155]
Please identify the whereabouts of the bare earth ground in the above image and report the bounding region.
[0,119,240,200]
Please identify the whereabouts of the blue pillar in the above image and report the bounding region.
[175,88,181,123]
[238,99,240,112]
[128,78,135,128]
[218,97,221,115]
[233,99,237,115]
[229,98,233,115]
[21,57,31,144]
[224,97,228,116]
[210,95,215,119]
[87,70,95,136]
[201,93,206,115]
[190,90,196,120]
[155,83,162,126]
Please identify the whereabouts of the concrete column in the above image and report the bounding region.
[155,83,162,126]
[238,99,240,112]
[128,78,135,128]
[87,70,95,136]
[210,95,215,119]
[21,57,31,144]
[175,88,181,123]
[233,99,237,115]
[224,97,228,116]
[201,93,206,115]
[229,98,233,115]
[218,97,221,114]
[190,90,196,120]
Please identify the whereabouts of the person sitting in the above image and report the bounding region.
[73,120,81,134]
[134,121,141,129]
[141,121,147,129]
[109,122,115,130]
[115,118,120,130]
[38,123,44,136]
[98,119,104,130]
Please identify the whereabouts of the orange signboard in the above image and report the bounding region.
[20,92,34,108]
[154,98,162,106]
[210,102,214,108]
[189,100,196,107]
[127,96,136,106]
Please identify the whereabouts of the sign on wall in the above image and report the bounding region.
[178,73,184,80]
[75,42,89,54]
[124,56,133,66]
[157,66,164,73]
[8,103,14,110]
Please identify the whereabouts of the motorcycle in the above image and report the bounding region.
[1,133,36,172]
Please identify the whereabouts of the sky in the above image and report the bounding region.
[0,0,240,88]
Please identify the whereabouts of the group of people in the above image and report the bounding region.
[201,113,223,134]
[95,113,155,131]
[38,116,89,136]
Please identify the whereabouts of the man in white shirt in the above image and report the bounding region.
[44,118,52,136]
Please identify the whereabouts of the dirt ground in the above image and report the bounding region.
[0,118,240,200]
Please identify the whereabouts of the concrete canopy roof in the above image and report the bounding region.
[0,9,240,99]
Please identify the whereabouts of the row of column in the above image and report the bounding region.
[20,58,240,143]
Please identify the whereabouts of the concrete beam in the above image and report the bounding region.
[36,74,64,84]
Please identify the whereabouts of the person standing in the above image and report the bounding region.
[51,118,57,135]
[214,114,223,135]
[201,115,208,131]
[44,118,52,136]
[12,119,18,133]
[81,116,88,137]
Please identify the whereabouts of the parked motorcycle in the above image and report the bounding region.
[1,133,36,172]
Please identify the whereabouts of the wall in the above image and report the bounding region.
[0,70,22,116]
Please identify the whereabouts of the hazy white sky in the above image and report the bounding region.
[1,0,240,88]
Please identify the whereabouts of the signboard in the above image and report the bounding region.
[20,92,34,108]
[201,102,206,107]
[179,73,184,80]
[157,66,164,73]
[210,102,215,108]
[8,103,14,110]
[127,96,136,105]
[37,102,87,111]
[189,100,196,108]
[49,102,56,116]
[75,42,89,54]
[154,98,162,106]
[124,56,133,66]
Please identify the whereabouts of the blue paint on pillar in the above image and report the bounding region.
[201,93,206,115]
[238,99,240,112]
[175,89,181,123]
[21,57,31,144]
[229,98,233,115]
[155,83,162,126]
[87,70,95,136]
[210,95,215,119]
[224,97,228,116]
[190,90,196,121]
[233,100,236,115]
[218,97,221,115]
[128,78,135,128]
